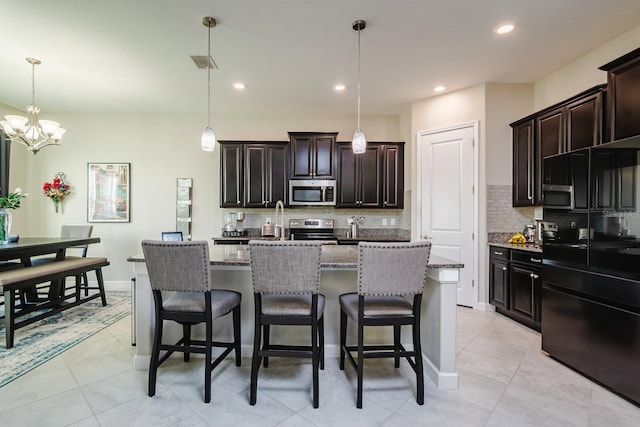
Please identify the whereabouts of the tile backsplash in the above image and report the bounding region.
[487,185,541,233]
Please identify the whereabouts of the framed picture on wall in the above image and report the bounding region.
[87,162,130,222]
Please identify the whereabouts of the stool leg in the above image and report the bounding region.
[262,324,270,368]
[319,316,325,370]
[233,304,241,366]
[339,309,347,370]
[393,324,401,368]
[183,324,191,362]
[95,268,107,306]
[148,310,163,397]
[356,321,364,409]
[249,307,262,405]
[414,316,424,405]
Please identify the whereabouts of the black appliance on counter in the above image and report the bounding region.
[288,219,337,244]
[542,135,640,405]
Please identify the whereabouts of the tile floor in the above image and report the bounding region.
[1,307,639,426]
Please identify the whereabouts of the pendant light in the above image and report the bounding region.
[352,20,367,154]
[201,16,217,152]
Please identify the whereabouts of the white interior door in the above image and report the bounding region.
[418,124,476,307]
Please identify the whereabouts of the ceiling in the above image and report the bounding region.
[1,0,640,116]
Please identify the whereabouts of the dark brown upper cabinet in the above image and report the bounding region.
[336,142,404,208]
[599,47,640,141]
[220,142,244,208]
[244,143,289,208]
[288,132,337,179]
[512,119,538,206]
[219,141,288,208]
[511,85,606,207]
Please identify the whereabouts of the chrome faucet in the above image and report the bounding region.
[274,200,285,240]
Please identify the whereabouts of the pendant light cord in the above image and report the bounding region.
[31,61,37,106]
[357,27,361,132]
[207,23,211,128]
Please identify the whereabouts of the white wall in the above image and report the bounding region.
[535,25,640,110]
[6,110,400,282]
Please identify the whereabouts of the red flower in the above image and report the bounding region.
[43,182,51,191]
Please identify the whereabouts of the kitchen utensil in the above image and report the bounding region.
[523,224,536,243]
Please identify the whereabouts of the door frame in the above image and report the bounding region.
[414,121,480,309]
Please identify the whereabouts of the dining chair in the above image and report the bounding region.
[248,240,324,408]
[141,240,241,403]
[31,225,94,298]
[339,241,431,408]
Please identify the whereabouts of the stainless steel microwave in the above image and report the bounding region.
[542,184,573,210]
[288,179,336,206]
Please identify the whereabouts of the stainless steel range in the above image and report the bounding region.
[288,219,337,244]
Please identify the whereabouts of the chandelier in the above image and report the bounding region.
[0,58,66,155]
[352,20,367,154]
[201,16,217,152]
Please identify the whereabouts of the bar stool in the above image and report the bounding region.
[248,240,324,408]
[339,241,431,408]
[141,240,241,403]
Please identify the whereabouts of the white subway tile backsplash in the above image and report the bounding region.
[487,185,536,233]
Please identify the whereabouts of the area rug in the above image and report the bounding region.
[0,291,131,387]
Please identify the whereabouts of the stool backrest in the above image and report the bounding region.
[249,240,322,294]
[358,241,431,296]
[141,240,211,292]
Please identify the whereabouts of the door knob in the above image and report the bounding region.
[423,235,431,240]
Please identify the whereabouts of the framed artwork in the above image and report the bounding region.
[87,162,130,222]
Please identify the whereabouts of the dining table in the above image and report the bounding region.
[0,236,101,302]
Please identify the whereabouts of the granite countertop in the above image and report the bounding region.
[128,243,463,269]
[488,233,542,253]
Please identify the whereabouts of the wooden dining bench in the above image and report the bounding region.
[0,257,110,348]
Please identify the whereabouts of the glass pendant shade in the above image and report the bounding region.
[352,130,367,154]
[201,126,216,151]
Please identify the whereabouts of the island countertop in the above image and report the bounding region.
[127,243,463,269]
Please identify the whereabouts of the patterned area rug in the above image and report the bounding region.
[0,291,131,387]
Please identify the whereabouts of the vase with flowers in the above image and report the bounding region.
[0,188,28,244]
[43,172,71,213]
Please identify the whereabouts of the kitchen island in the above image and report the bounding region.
[128,243,463,390]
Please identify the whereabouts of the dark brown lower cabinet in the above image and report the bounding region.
[489,246,541,331]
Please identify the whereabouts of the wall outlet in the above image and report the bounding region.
[382,218,388,226]
[390,218,396,226]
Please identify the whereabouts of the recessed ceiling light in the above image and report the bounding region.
[434,85,446,93]
[334,84,346,92]
[495,24,514,35]
[232,82,245,90]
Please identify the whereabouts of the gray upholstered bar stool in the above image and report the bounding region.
[248,240,324,408]
[339,241,431,408]
[141,240,241,403]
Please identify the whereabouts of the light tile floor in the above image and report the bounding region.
[1,307,639,426]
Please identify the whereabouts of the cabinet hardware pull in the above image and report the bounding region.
[530,258,541,263]
[494,251,503,256]
[502,267,507,271]
[531,274,539,279]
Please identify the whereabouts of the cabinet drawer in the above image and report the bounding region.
[489,246,509,260]
[511,250,542,265]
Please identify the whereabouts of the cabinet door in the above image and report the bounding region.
[265,144,288,208]
[359,146,382,207]
[313,136,335,178]
[220,143,243,207]
[244,145,267,207]
[601,50,640,141]
[337,144,359,207]
[512,120,536,206]
[592,151,615,210]
[382,144,404,208]
[537,109,564,157]
[244,144,289,208]
[489,258,509,310]
[570,151,590,210]
[567,92,603,151]
[289,133,336,179]
[290,135,313,178]
[510,264,540,323]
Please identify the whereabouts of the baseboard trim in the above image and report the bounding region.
[424,355,459,390]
